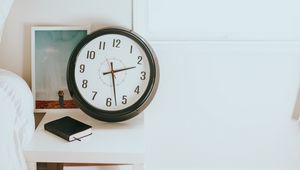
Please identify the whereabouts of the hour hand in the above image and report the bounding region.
[103,66,136,75]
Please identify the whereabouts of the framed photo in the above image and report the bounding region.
[31,26,90,110]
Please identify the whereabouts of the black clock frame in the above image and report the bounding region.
[67,27,159,122]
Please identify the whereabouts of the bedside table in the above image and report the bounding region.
[24,110,144,170]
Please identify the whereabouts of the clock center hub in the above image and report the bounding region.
[99,58,126,87]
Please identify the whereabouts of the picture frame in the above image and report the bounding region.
[31,26,90,111]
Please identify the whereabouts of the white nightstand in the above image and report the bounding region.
[24,110,144,170]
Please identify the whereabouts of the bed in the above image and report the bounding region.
[0,69,35,170]
[0,0,35,169]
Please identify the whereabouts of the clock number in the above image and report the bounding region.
[79,64,85,73]
[122,95,127,105]
[82,79,88,88]
[130,45,133,54]
[106,98,112,107]
[92,91,97,100]
[140,71,146,80]
[99,41,106,50]
[137,56,142,64]
[112,39,121,48]
[87,50,95,59]
[134,85,140,94]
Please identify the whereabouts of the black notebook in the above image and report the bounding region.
[44,116,92,142]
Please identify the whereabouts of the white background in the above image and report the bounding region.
[134,0,300,41]
[145,42,300,169]
[1,0,300,169]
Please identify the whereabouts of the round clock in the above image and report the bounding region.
[67,27,159,122]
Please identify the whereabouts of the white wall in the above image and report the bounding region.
[134,0,300,41]
[136,0,300,169]
[0,0,132,84]
[145,42,300,169]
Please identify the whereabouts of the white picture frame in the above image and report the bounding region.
[31,26,90,112]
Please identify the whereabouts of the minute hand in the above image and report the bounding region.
[103,66,136,75]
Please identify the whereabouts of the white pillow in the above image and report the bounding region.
[0,0,14,41]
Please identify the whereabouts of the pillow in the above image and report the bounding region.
[0,0,14,41]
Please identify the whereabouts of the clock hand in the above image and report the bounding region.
[110,62,117,106]
[103,66,136,75]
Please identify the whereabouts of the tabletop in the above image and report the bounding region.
[24,109,144,164]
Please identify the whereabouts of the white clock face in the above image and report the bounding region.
[74,34,151,111]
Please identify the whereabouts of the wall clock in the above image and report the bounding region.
[67,27,159,122]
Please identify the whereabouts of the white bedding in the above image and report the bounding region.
[0,69,34,170]
[0,1,34,169]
